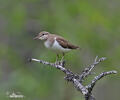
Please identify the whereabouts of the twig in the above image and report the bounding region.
[86,70,117,93]
[30,58,79,81]
[79,56,106,82]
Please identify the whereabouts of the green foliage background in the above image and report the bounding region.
[0,0,120,100]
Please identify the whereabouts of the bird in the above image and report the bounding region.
[33,31,79,63]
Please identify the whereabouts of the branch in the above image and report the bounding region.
[29,57,117,100]
[86,70,117,93]
[30,58,79,80]
[79,56,106,82]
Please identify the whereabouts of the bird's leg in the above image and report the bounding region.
[55,54,60,64]
[61,53,65,62]
[60,53,65,67]
[56,54,59,61]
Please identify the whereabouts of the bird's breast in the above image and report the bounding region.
[44,41,51,48]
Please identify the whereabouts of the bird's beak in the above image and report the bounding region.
[33,36,39,40]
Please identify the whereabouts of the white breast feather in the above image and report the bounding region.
[44,41,51,48]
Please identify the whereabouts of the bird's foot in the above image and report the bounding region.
[55,61,61,65]
[59,59,66,67]
[55,60,65,67]
[61,60,66,67]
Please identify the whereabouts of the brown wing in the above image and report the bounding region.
[56,37,79,49]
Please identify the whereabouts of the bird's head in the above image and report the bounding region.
[33,31,50,40]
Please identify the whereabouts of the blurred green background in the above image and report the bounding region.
[0,0,120,100]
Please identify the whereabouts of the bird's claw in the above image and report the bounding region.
[55,61,61,65]
[55,60,66,67]
[61,60,66,67]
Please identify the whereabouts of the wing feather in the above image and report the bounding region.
[56,37,79,49]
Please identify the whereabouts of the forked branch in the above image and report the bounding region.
[29,57,117,100]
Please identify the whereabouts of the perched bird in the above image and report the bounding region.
[34,31,79,62]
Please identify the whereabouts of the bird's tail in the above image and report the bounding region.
[76,46,81,50]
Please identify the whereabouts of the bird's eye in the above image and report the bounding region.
[42,34,45,35]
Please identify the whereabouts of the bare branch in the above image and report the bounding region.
[79,56,106,82]
[86,70,117,93]
[31,59,71,74]
[85,94,95,100]
[29,57,117,100]
[30,58,79,81]
[73,79,88,95]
